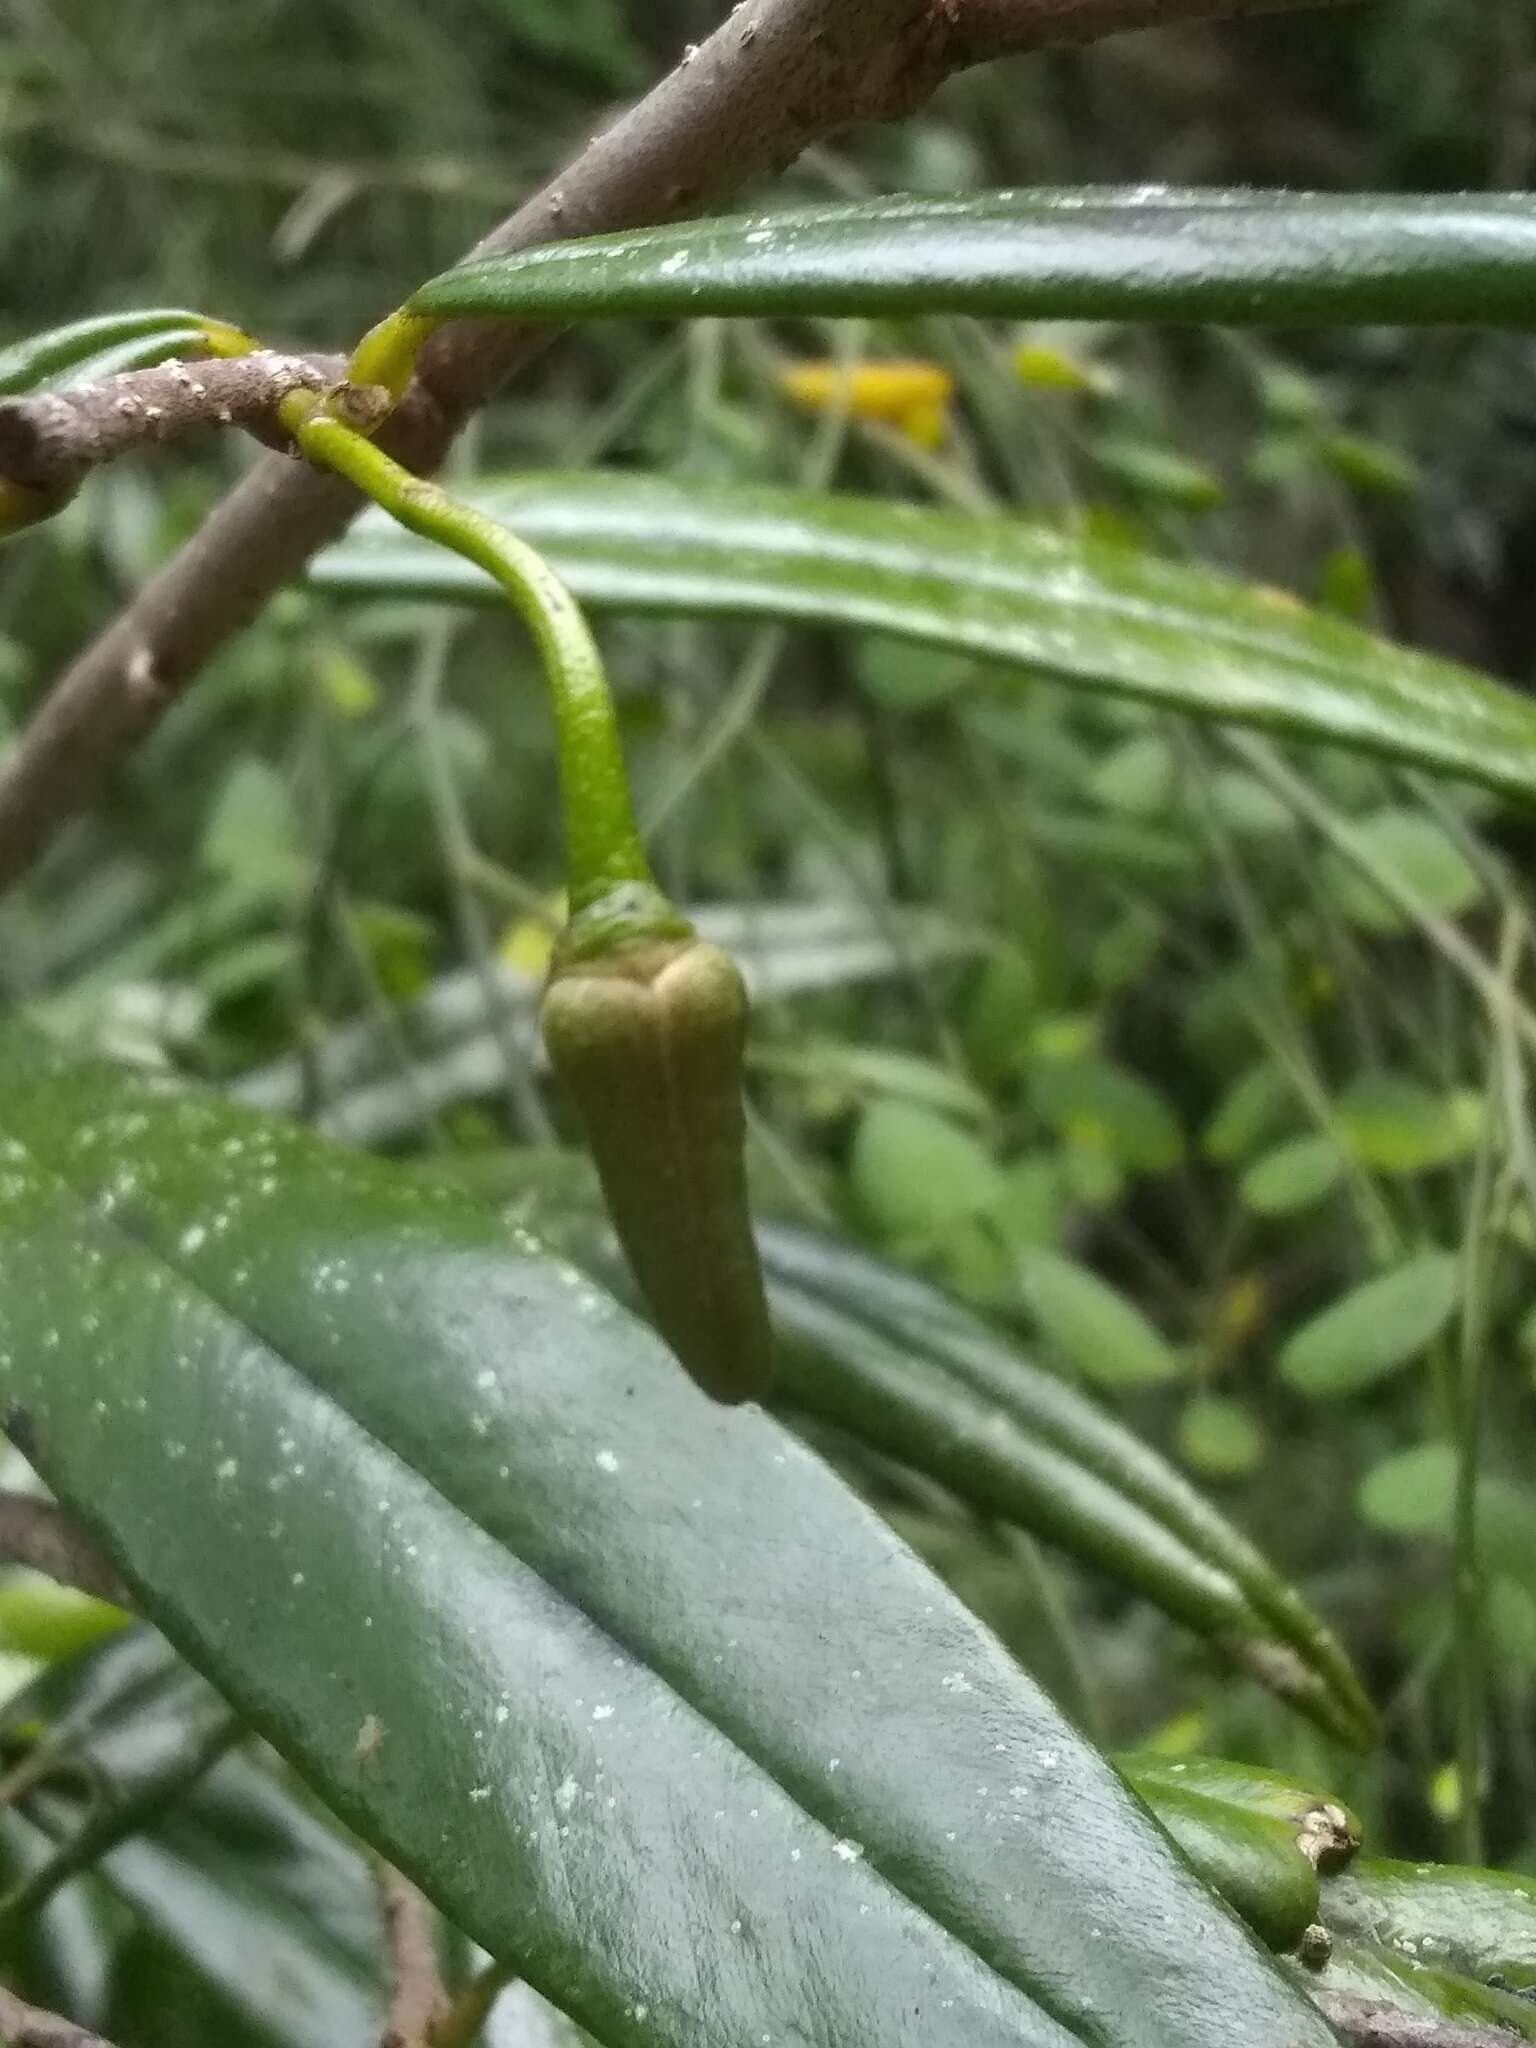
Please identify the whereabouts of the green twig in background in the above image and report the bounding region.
[1449,922,1515,1865]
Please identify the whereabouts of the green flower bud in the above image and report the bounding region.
[541,902,774,1406]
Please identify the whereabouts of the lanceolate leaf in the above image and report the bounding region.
[407,189,1536,330]
[0,311,213,397]
[1280,1252,1460,1399]
[311,473,1536,806]
[0,1023,1336,2048]
[421,1152,1376,1743]
[1322,1856,1536,1991]
[1119,1754,1361,1869]
[1115,1778,1320,1954]
[752,1226,1377,1747]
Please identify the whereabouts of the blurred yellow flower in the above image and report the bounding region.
[778,359,955,448]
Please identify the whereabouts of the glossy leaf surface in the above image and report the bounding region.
[1118,1777,1318,1953]
[408,189,1536,329]
[0,1023,1336,2048]
[1322,1856,1536,1991]
[0,311,212,397]
[419,1154,1376,1744]
[747,1226,1375,1744]
[312,472,1536,806]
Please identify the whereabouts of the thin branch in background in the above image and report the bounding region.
[0,1712,242,1930]
[0,1496,132,1609]
[0,0,1364,896]
[377,1861,447,2048]
[0,1986,124,2048]
[1226,731,1536,1069]
[429,1957,516,2048]
[0,352,340,501]
[1448,915,1519,1867]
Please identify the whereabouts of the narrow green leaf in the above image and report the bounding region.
[747,1226,1372,1745]
[451,1178,1377,1747]
[1357,1443,1536,1593]
[1240,1135,1345,1217]
[1177,1395,1267,1478]
[759,1041,990,1122]
[1092,440,1224,511]
[0,1025,1339,2048]
[1206,771,1299,838]
[1018,1249,1183,1390]
[203,760,308,898]
[963,944,1039,1085]
[849,1098,1006,1241]
[312,472,1536,806]
[1120,1754,1361,1869]
[1322,1857,1536,1992]
[1335,1071,1478,1174]
[0,311,212,397]
[1202,1062,1297,1165]
[993,1155,1067,1252]
[407,190,1536,329]
[1120,1778,1319,1953]
[1028,1059,1185,1175]
[1280,1254,1459,1399]
[1325,810,1484,934]
[1089,734,1178,818]
[0,1574,128,1661]
[1318,431,1421,500]
[1090,907,1164,994]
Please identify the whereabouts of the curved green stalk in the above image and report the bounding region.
[288,397,655,919]
[346,309,442,405]
[286,388,772,1403]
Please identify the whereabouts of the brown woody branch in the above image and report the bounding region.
[0,352,336,502]
[377,1862,447,2048]
[1315,1992,1530,2048]
[0,1986,122,2048]
[0,0,1361,892]
[0,1495,131,1609]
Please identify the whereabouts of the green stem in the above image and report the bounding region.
[346,309,442,404]
[285,395,654,914]
[1449,958,1510,1865]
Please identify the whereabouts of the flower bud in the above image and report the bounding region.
[541,929,773,1405]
